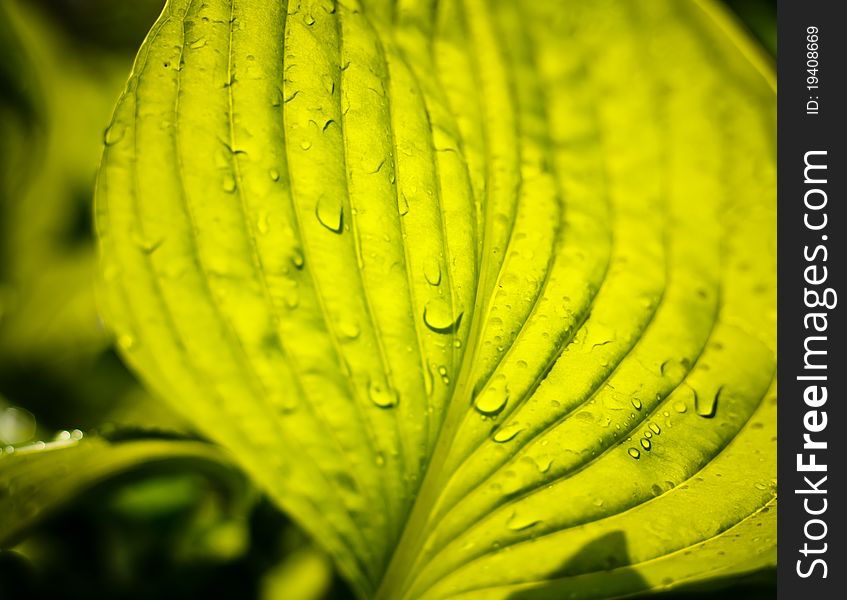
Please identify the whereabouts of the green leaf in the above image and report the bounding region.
[94,0,776,598]
[0,435,237,547]
[0,0,140,363]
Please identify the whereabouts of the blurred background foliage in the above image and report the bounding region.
[0,0,775,598]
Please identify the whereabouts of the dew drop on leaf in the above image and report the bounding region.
[640,438,652,450]
[506,510,540,531]
[0,407,36,446]
[269,168,280,181]
[475,377,509,416]
[222,174,236,193]
[534,456,552,473]
[660,357,688,380]
[424,259,442,286]
[315,198,343,233]
[631,397,642,410]
[103,122,125,146]
[118,334,137,351]
[422,299,462,334]
[368,381,398,408]
[284,290,299,309]
[492,423,523,443]
[649,422,661,435]
[628,448,641,459]
[291,248,305,269]
[423,363,434,396]
[256,212,270,234]
[339,320,360,340]
[695,386,720,418]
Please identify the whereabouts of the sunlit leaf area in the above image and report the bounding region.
[1,1,775,599]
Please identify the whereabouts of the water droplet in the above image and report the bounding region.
[627,448,641,459]
[422,300,462,334]
[71,429,84,440]
[304,13,315,25]
[256,212,270,234]
[424,260,442,286]
[339,320,360,339]
[631,397,642,410]
[300,140,312,150]
[398,193,409,216]
[493,423,523,443]
[118,334,137,351]
[0,407,36,445]
[660,358,689,380]
[695,386,720,418]
[423,363,434,396]
[54,430,71,442]
[453,339,462,348]
[269,168,280,181]
[291,248,305,269]
[368,381,398,408]
[222,174,236,193]
[285,290,300,309]
[754,482,767,491]
[649,422,661,435]
[535,458,553,473]
[103,122,125,146]
[190,38,207,49]
[315,198,343,233]
[506,510,540,531]
[673,401,687,413]
[475,377,509,415]
[640,438,652,450]
[131,232,163,255]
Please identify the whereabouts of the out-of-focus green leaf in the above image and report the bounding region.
[261,547,334,600]
[30,0,166,52]
[95,0,776,598]
[0,1,139,364]
[0,0,188,439]
[0,435,237,547]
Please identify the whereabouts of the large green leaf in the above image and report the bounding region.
[94,0,776,598]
